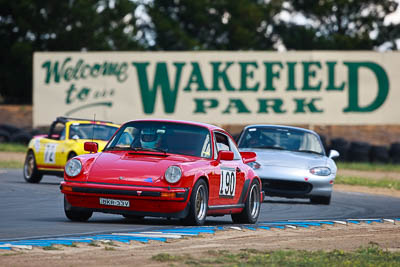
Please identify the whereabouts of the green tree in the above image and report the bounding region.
[0,0,141,104]
[276,0,399,50]
[145,0,284,50]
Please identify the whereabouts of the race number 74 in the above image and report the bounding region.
[219,168,236,197]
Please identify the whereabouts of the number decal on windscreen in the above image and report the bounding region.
[219,167,236,198]
[44,143,57,164]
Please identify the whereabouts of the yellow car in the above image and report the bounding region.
[23,117,120,183]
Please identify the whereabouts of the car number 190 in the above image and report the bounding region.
[219,167,236,197]
[99,198,130,207]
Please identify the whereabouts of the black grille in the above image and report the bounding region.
[262,179,312,197]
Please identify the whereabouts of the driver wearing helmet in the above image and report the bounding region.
[140,128,162,149]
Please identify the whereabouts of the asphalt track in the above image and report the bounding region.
[1,169,400,241]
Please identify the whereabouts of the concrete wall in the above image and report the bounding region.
[1,105,399,146]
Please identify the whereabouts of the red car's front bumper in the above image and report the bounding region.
[61,181,191,218]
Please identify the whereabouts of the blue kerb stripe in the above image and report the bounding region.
[53,239,92,243]
[161,229,215,234]
[91,235,166,243]
[6,242,54,247]
[1,219,395,250]
[318,222,335,225]
[294,224,309,228]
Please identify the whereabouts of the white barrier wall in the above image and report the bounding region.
[33,51,400,126]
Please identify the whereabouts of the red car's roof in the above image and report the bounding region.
[122,119,224,132]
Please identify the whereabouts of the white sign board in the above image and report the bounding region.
[33,51,400,126]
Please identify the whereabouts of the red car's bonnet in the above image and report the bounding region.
[86,151,197,185]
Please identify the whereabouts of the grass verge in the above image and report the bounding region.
[0,143,27,153]
[336,175,400,190]
[0,161,24,169]
[337,162,400,172]
[152,245,400,266]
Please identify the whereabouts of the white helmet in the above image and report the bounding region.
[140,128,159,149]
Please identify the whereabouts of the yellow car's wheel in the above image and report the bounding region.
[23,151,43,183]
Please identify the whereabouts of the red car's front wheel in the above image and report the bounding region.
[183,179,208,226]
[64,197,93,222]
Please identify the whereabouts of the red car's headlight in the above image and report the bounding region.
[65,159,82,177]
[165,166,182,183]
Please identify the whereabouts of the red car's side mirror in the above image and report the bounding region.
[84,142,98,153]
[240,152,256,164]
[218,150,234,161]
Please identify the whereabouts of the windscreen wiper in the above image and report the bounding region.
[253,145,285,150]
[297,149,322,155]
[103,146,131,151]
[130,147,167,154]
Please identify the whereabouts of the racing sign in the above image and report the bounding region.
[219,167,236,198]
[33,51,400,126]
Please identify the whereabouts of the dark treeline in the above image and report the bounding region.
[0,0,399,104]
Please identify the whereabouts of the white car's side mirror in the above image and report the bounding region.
[329,149,340,159]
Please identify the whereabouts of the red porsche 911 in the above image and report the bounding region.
[60,119,262,225]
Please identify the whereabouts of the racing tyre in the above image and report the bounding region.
[182,179,208,226]
[310,195,331,205]
[23,151,43,183]
[64,197,93,222]
[231,180,261,224]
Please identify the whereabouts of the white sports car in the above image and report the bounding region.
[237,125,339,205]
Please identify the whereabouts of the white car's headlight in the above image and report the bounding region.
[65,159,82,177]
[165,166,182,183]
[310,167,331,176]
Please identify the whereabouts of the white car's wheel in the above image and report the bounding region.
[310,195,331,205]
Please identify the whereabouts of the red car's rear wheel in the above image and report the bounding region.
[231,179,261,224]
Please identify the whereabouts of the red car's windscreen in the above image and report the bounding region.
[105,121,212,158]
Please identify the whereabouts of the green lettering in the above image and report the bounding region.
[183,62,209,91]
[239,62,259,91]
[286,62,297,91]
[263,62,283,91]
[91,64,101,77]
[257,99,286,113]
[326,61,345,91]
[343,62,389,112]
[302,62,322,91]
[132,62,185,114]
[222,99,251,114]
[41,57,71,84]
[77,87,90,101]
[193,98,219,113]
[294,98,323,113]
[211,62,236,91]
[65,83,77,104]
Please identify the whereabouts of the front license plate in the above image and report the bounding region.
[99,198,130,207]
